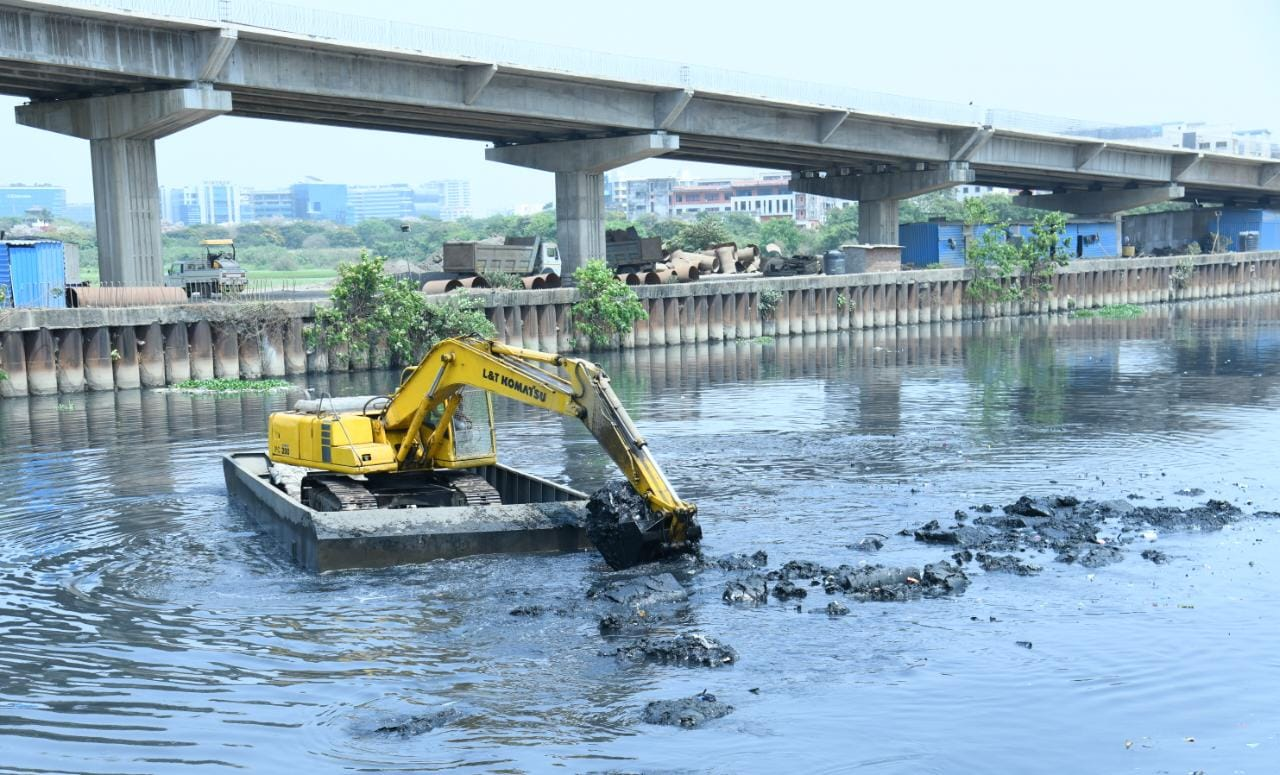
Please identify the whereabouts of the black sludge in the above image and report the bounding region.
[586,481,700,570]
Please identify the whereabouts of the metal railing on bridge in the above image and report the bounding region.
[40,0,1124,137]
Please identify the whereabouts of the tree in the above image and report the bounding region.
[899,191,964,223]
[671,214,732,251]
[963,199,1071,303]
[355,219,400,247]
[571,259,647,348]
[313,251,493,365]
[816,204,858,251]
[758,218,803,254]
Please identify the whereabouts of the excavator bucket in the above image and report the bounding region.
[585,482,701,570]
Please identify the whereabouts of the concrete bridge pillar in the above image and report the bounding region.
[486,134,679,277]
[16,88,231,285]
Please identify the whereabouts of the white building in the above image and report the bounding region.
[162,181,240,225]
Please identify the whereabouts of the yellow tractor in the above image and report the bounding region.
[266,335,699,568]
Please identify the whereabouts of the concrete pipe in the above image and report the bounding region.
[458,276,489,289]
[737,255,760,273]
[654,269,677,284]
[673,262,700,282]
[422,279,462,294]
[542,272,562,289]
[521,275,547,290]
[681,250,720,273]
[714,245,737,274]
[735,245,760,262]
[642,271,663,285]
[618,273,640,285]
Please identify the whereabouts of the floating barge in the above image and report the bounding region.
[222,452,590,572]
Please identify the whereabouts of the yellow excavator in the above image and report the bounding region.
[266,335,700,568]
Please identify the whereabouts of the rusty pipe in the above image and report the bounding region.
[422,279,463,294]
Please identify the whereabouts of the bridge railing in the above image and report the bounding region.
[46,0,1121,137]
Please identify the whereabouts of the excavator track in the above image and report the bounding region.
[445,473,503,507]
[302,472,502,511]
[302,475,380,512]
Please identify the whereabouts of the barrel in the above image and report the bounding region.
[822,250,846,275]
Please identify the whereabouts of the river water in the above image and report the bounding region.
[3,298,1280,774]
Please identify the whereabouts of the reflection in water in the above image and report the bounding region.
[2,296,1280,773]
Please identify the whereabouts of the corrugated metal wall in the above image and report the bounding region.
[3,240,67,309]
[937,223,966,267]
[1066,221,1117,259]
[898,223,939,266]
[0,243,9,307]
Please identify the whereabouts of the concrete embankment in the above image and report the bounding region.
[1,251,1276,397]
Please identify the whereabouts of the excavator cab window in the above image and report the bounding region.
[441,388,496,464]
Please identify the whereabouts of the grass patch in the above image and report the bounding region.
[173,378,292,393]
[753,336,776,344]
[1071,304,1144,319]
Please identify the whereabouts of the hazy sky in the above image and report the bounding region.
[3,0,1278,213]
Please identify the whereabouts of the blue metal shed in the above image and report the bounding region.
[1210,209,1280,251]
[1064,220,1117,259]
[899,222,967,267]
[0,243,8,307]
[0,240,67,308]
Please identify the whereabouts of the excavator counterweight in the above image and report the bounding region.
[266,336,699,568]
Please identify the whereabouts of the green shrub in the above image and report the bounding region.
[758,288,782,319]
[422,292,496,345]
[480,271,524,290]
[571,259,647,348]
[312,252,495,365]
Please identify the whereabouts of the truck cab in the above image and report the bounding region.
[536,241,561,275]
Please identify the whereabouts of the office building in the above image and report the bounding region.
[349,184,415,222]
[243,189,294,221]
[290,182,349,224]
[0,185,66,218]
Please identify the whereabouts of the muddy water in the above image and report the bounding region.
[3,298,1280,774]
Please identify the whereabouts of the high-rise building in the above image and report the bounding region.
[290,183,349,224]
[162,186,201,226]
[349,184,415,222]
[198,181,240,224]
[0,185,66,218]
[411,180,471,221]
[243,189,294,221]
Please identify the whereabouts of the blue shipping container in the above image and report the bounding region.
[1,240,67,308]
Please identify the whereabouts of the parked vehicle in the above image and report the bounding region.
[165,239,247,297]
[442,236,560,276]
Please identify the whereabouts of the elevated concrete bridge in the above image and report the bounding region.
[3,0,1278,282]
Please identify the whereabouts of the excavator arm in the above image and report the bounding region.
[379,336,697,544]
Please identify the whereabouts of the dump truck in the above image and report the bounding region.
[165,239,248,297]
[605,227,664,274]
[227,336,700,571]
[442,237,561,276]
